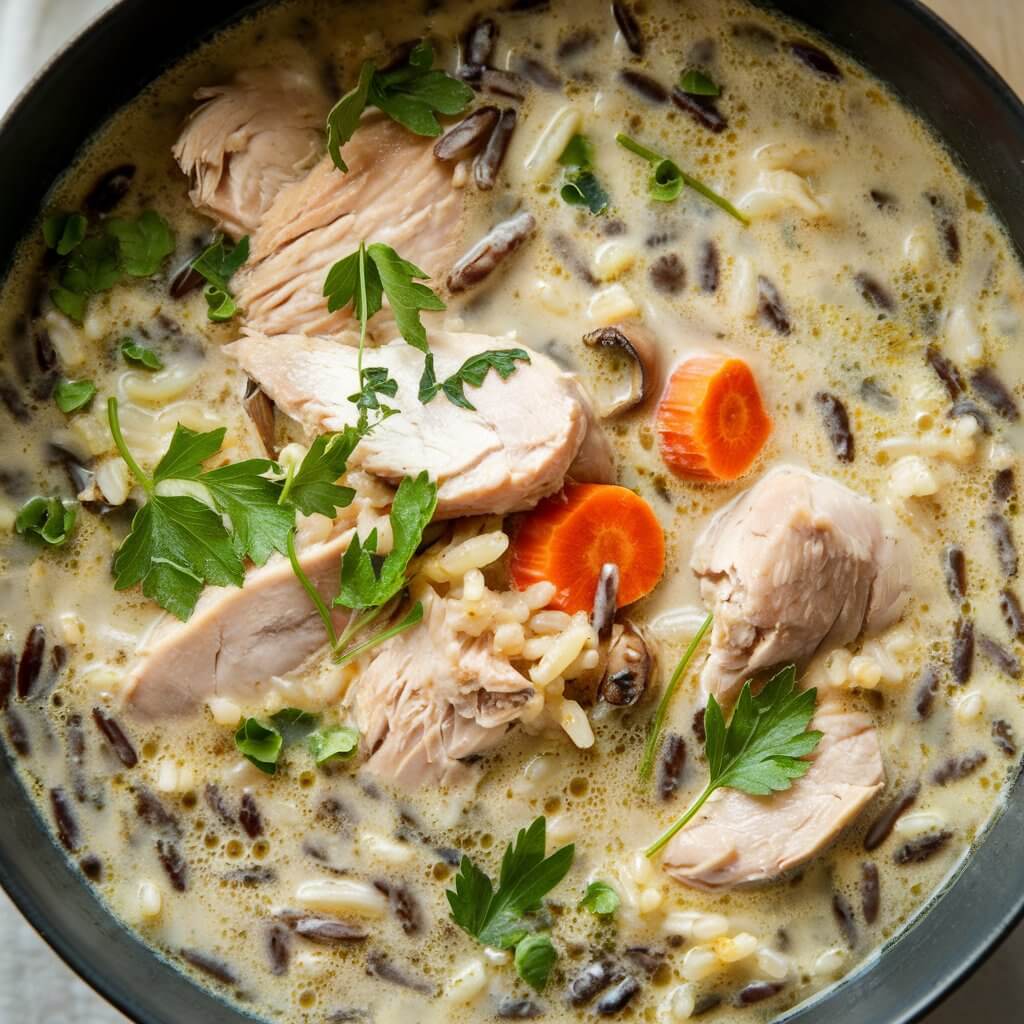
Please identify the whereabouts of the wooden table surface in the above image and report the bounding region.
[926,0,1024,95]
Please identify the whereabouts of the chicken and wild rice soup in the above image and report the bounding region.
[1,0,1022,1020]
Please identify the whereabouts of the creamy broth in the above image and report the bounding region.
[1,1,1022,1022]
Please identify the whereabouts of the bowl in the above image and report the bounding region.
[1,1,1022,1021]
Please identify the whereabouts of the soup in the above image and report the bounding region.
[1,1,1022,1021]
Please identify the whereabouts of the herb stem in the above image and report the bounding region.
[334,602,385,654]
[277,461,296,507]
[286,529,339,649]
[639,612,712,782]
[106,396,153,494]
[644,780,716,857]
[334,600,424,666]
[615,132,661,163]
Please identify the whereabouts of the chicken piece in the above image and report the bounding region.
[662,704,883,890]
[348,589,540,787]
[693,466,910,704]
[238,115,464,338]
[227,329,606,517]
[125,526,351,718]
[173,67,328,237]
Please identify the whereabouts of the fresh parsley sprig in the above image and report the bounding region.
[327,41,474,173]
[447,817,574,991]
[234,707,359,774]
[639,612,713,782]
[557,133,610,215]
[189,234,250,322]
[418,349,531,411]
[15,496,77,547]
[616,133,748,224]
[644,665,823,857]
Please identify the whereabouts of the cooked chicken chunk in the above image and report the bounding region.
[126,526,352,718]
[662,704,883,889]
[348,589,540,787]
[227,329,610,517]
[238,115,464,338]
[173,66,327,237]
[693,466,910,704]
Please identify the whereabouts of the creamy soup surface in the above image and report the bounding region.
[1,0,1023,1021]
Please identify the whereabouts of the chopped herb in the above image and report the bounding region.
[640,612,712,782]
[578,880,620,917]
[557,133,609,215]
[15,496,77,547]
[105,211,175,277]
[190,234,250,322]
[645,665,823,856]
[234,717,283,774]
[446,816,575,949]
[270,707,321,738]
[616,133,748,224]
[120,338,163,371]
[53,378,96,413]
[327,42,474,173]
[276,431,359,518]
[350,365,400,423]
[309,725,360,765]
[514,933,557,992]
[418,348,531,410]
[678,68,720,96]
[43,212,87,256]
[52,234,122,323]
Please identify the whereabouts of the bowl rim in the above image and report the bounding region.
[1,1,1023,1022]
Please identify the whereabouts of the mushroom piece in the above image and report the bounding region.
[243,376,277,456]
[581,321,661,417]
[590,563,620,640]
[598,620,654,706]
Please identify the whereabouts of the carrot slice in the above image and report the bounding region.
[655,353,772,481]
[509,483,665,614]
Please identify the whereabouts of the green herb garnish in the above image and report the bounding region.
[43,212,87,256]
[276,431,359,517]
[326,41,474,173]
[557,133,609,215]
[120,339,164,371]
[578,880,620,917]
[418,349,531,411]
[51,234,122,323]
[53,379,96,413]
[309,725,360,765]
[616,133,748,224]
[645,665,823,857]
[640,611,713,782]
[105,211,175,277]
[234,717,283,774]
[15,496,77,547]
[190,234,250,322]
[514,933,558,992]
[678,68,720,97]
[447,816,574,962]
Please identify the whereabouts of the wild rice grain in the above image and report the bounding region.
[180,948,237,985]
[92,707,138,768]
[925,345,964,399]
[863,782,920,851]
[977,633,1022,679]
[987,512,1018,578]
[952,618,975,684]
[657,733,687,801]
[50,787,79,851]
[894,831,952,865]
[861,863,880,924]
[932,750,987,785]
[999,589,1024,640]
[16,624,45,699]
[612,2,644,55]
[736,981,784,1005]
[942,545,967,603]
[992,719,1018,758]
[157,839,188,892]
[815,392,855,462]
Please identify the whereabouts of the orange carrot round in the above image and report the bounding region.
[656,353,772,481]
[509,483,665,614]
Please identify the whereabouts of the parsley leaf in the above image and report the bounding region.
[366,242,446,353]
[645,665,823,856]
[616,132,748,224]
[234,717,283,774]
[278,430,360,518]
[323,242,383,320]
[105,211,175,277]
[43,212,87,256]
[350,365,399,422]
[678,68,720,96]
[327,43,473,172]
[309,725,360,765]
[53,378,96,413]
[120,338,163,371]
[335,471,438,610]
[15,496,77,546]
[190,234,250,322]
[578,881,620,917]
[53,234,122,322]
[514,933,557,992]
[557,134,609,215]
[418,348,532,410]
[447,817,575,950]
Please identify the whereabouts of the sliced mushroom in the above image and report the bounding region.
[598,620,653,706]
[243,376,277,456]
[447,210,536,293]
[590,563,619,640]
[581,321,661,417]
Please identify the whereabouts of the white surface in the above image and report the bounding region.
[0,1,1021,1021]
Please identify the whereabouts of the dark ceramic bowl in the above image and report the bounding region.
[1,1,1022,1021]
